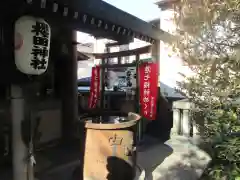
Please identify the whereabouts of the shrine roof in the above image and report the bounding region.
[7,0,175,44]
[69,0,175,43]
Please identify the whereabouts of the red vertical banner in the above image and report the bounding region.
[139,62,159,120]
[88,66,101,109]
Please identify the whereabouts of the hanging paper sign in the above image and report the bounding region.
[126,68,136,88]
[88,66,101,108]
[139,61,158,120]
[14,16,51,75]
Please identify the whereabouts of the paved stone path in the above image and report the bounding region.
[135,136,211,180]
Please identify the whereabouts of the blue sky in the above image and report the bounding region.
[103,0,160,21]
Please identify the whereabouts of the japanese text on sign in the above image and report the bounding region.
[109,134,123,146]
[30,21,49,70]
[88,66,100,108]
[143,65,151,116]
[139,62,158,120]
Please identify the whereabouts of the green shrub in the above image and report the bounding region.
[172,0,240,178]
[200,109,240,179]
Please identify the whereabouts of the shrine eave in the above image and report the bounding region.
[5,0,175,44]
[69,0,175,43]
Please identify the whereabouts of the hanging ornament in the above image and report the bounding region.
[112,25,115,31]
[117,27,121,34]
[91,18,95,25]
[63,7,68,16]
[104,24,108,30]
[122,29,126,35]
[82,14,87,23]
[74,12,78,19]
[53,3,58,12]
[41,0,46,8]
[97,20,102,27]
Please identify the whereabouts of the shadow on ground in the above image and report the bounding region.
[136,137,173,180]
[135,136,211,180]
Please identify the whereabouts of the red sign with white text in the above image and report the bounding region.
[139,62,158,120]
[88,66,100,109]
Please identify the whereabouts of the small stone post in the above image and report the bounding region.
[172,99,194,137]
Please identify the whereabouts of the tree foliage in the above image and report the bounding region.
[173,0,240,179]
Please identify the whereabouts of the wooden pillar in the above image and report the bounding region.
[60,30,78,142]
[136,54,142,142]
[11,85,28,180]
[151,39,160,66]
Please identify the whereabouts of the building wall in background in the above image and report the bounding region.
[159,9,194,89]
